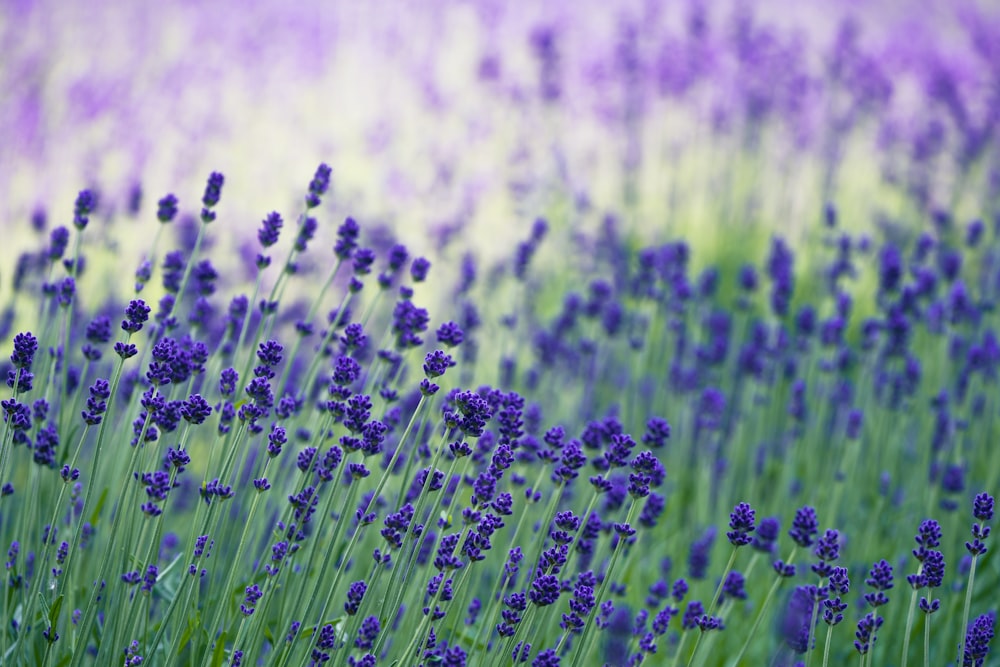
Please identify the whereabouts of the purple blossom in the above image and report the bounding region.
[962,612,996,667]
[854,612,883,655]
[727,502,756,547]
[789,506,818,548]
[863,559,893,608]
[345,581,367,615]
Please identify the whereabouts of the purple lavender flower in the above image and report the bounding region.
[73,189,96,229]
[47,226,69,261]
[123,640,144,666]
[241,584,263,615]
[781,586,814,654]
[436,321,464,348]
[768,237,795,316]
[81,378,110,425]
[911,518,942,565]
[341,323,367,351]
[962,612,996,667]
[391,299,430,349]
[822,567,849,626]
[604,433,636,468]
[57,276,75,307]
[595,600,614,630]
[846,409,864,439]
[721,571,747,602]
[353,247,376,276]
[727,502,756,547]
[854,612,883,655]
[355,615,379,650]
[334,217,360,260]
[410,257,431,282]
[811,529,840,578]
[863,559,893,607]
[140,565,157,595]
[180,394,212,425]
[295,216,318,252]
[424,350,456,379]
[973,492,995,521]
[641,417,671,448]
[345,581,367,615]
[529,574,561,607]
[84,316,112,357]
[9,332,38,370]
[688,527,715,580]
[789,506,818,548]
[305,163,332,209]
[752,517,780,553]
[532,649,560,667]
[258,212,283,249]
[200,171,224,222]
[122,300,151,334]
[967,492,994,556]
[681,600,705,630]
[156,193,178,223]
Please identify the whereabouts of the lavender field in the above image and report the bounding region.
[1,1,999,665]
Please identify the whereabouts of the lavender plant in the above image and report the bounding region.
[3,3,1000,667]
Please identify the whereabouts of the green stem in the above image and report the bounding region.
[470,466,551,657]
[567,502,639,666]
[821,623,834,667]
[170,220,208,326]
[66,349,131,667]
[923,611,931,667]
[371,432,453,657]
[728,548,797,667]
[89,404,160,666]
[687,546,740,667]
[296,290,353,402]
[205,428,267,647]
[274,259,343,399]
[401,522,475,662]
[901,585,920,667]
[956,552,979,666]
[804,577,827,667]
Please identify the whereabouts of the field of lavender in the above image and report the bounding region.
[2,1,999,666]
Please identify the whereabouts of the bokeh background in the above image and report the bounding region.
[2,0,999,281]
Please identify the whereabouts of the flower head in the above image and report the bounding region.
[200,171,224,221]
[727,502,756,547]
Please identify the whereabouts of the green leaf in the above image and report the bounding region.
[88,487,109,527]
[158,553,184,600]
[177,612,200,653]
[159,551,184,578]
[36,593,50,622]
[48,594,64,626]
[210,632,227,667]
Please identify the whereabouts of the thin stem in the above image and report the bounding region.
[728,548,798,667]
[567,502,639,666]
[687,546,739,666]
[821,623,834,667]
[470,466,551,656]
[901,586,920,667]
[923,611,931,667]
[956,552,979,665]
[804,578,827,667]
[401,522,475,662]
[372,432,454,657]
[274,259,343,399]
